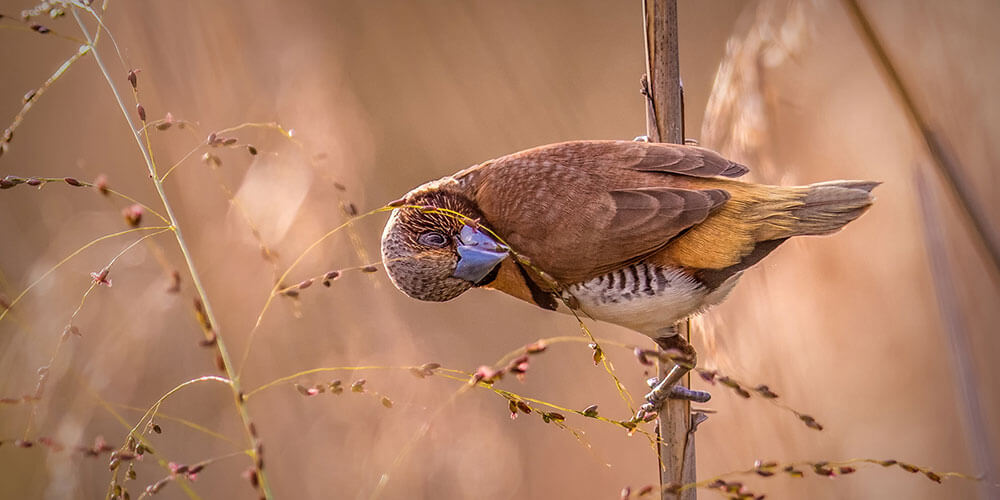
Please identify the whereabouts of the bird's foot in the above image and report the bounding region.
[634,386,711,421]
[644,376,711,406]
[633,371,711,421]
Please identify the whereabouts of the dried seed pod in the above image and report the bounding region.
[360,265,378,273]
[64,177,82,187]
[223,137,237,146]
[784,466,804,478]
[696,369,717,383]
[755,385,778,398]
[247,145,258,155]
[798,414,823,431]
[127,69,138,89]
[350,379,366,392]
[136,104,146,121]
[380,396,393,408]
[31,24,50,33]
[525,340,547,354]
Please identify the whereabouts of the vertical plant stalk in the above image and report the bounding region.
[70,8,273,499]
[842,0,1000,283]
[914,170,997,498]
[643,1,696,498]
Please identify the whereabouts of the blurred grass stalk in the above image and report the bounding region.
[914,169,996,499]
[846,2,998,492]
[643,0,697,498]
[69,6,273,498]
[843,0,1000,282]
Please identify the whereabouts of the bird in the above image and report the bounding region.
[380,140,877,407]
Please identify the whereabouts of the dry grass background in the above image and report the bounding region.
[1,1,997,499]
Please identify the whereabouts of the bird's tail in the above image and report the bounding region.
[662,178,878,271]
[780,180,879,237]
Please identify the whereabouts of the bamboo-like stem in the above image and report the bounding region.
[643,1,696,498]
[70,8,273,499]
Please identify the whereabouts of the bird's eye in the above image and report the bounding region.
[418,231,448,248]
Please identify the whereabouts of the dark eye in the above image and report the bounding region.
[418,231,448,248]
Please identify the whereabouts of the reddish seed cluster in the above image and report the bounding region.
[91,269,112,287]
[706,479,764,500]
[0,434,115,457]
[94,174,109,196]
[122,204,143,227]
[471,339,550,386]
[619,484,656,499]
[280,266,378,297]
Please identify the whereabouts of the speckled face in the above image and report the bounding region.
[381,190,501,302]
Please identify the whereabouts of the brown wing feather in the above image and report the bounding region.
[458,141,736,285]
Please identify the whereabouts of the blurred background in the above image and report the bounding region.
[1,0,998,498]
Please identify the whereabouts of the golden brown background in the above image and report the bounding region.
[1,1,998,498]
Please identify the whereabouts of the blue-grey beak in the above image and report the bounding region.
[452,225,509,283]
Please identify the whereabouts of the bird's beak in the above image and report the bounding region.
[452,225,509,283]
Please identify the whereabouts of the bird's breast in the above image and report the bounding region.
[557,262,738,338]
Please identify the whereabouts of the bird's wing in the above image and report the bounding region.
[465,141,742,285]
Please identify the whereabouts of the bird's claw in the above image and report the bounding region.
[633,384,712,423]
[642,375,711,413]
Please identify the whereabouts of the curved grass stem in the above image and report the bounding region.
[71,7,273,498]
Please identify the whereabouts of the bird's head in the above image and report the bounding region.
[381,189,509,302]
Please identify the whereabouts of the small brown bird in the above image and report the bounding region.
[381,140,876,404]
